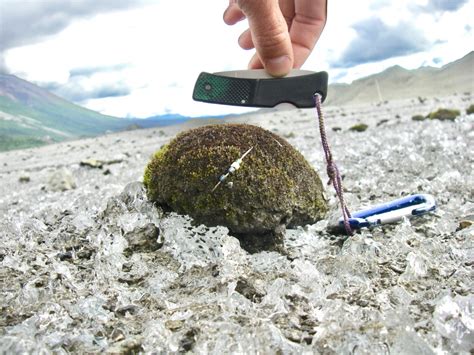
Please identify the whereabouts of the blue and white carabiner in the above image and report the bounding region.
[339,194,437,230]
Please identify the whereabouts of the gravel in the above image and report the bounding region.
[1,94,473,354]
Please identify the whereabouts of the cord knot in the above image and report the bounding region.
[314,94,353,236]
[326,161,337,185]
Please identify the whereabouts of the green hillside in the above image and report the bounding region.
[0,74,131,151]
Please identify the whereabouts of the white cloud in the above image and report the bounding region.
[3,0,474,117]
[316,0,474,83]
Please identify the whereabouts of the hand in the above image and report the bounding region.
[223,0,327,77]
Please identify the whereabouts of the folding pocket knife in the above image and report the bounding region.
[192,69,328,108]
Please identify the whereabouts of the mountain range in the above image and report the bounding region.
[1,51,472,151]
[325,51,473,106]
[0,75,193,151]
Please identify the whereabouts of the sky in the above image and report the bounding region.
[0,0,473,118]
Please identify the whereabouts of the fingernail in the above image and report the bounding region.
[265,56,292,77]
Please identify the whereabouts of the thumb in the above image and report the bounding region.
[238,0,293,77]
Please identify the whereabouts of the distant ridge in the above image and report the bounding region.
[0,74,135,151]
[2,52,472,151]
[325,51,474,106]
[0,75,196,151]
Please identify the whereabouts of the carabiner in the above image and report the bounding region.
[339,194,436,229]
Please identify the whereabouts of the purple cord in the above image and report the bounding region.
[314,93,353,236]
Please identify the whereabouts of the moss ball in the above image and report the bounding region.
[427,108,460,121]
[349,123,368,132]
[144,124,327,235]
[466,104,474,115]
[412,114,426,121]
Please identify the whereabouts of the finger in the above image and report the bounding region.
[238,0,293,77]
[278,0,295,30]
[290,0,327,67]
[223,1,246,25]
[248,53,264,69]
[238,28,254,50]
[291,43,315,69]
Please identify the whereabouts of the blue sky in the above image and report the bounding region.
[1,0,472,118]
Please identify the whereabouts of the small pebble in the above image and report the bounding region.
[166,320,184,331]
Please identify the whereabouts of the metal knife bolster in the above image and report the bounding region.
[192,70,328,108]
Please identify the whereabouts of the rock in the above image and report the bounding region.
[165,319,184,331]
[143,124,327,236]
[57,251,73,261]
[115,304,139,316]
[458,220,473,230]
[80,159,103,169]
[123,223,162,253]
[47,168,76,191]
[235,278,265,302]
[106,337,144,354]
[179,329,198,352]
[456,214,474,231]
[80,158,124,169]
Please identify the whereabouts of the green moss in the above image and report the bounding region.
[427,108,460,121]
[412,114,426,121]
[349,123,368,132]
[466,104,474,115]
[143,144,169,200]
[143,124,327,236]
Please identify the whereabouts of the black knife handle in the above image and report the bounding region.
[192,71,328,108]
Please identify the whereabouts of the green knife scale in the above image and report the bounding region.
[193,69,328,108]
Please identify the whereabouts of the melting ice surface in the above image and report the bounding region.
[0,96,473,353]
